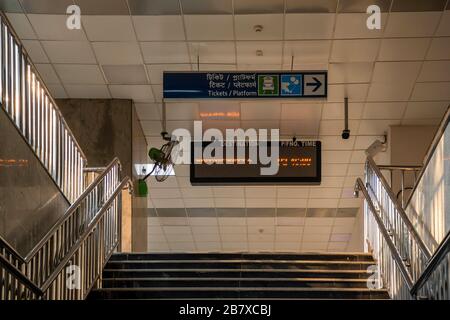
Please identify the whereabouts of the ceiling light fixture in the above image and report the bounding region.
[256,50,264,56]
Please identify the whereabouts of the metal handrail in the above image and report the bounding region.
[0,177,129,299]
[0,11,86,161]
[23,158,121,262]
[404,105,450,208]
[355,178,414,290]
[0,13,86,203]
[365,155,432,260]
[411,231,450,297]
[0,254,43,296]
[40,177,130,294]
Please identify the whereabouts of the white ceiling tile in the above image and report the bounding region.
[103,65,148,84]
[322,164,348,177]
[362,102,407,119]
[436,11,450,36]
[319,177,345,188]
[339,199,362,208]
[247,219,275,228]
[283,40,331,64]
[213,187,245,198]
[65,85,110,99]
[236,41,282,65]
[301,242,328,251]
[367,82,415,102]
[329,62,373,84]
[184,198,215,207]
[141,42,189,64]
[276,217,305,226]
[354,135,385,149]
[222,242,247,251]
[245,187,276,198]
[379,38,431,61]
[150,188,181,199]
[241,120,280,131]
[303,225,332,234]
[426,37,450,60]
[42,41,96,64]
[331,39,380,62]
[350,150,366,164]
[47,84,67,99]
[322,103,363,120]
[140,120,163,136]
[334,13,387,39]
[302,234,330,242]
[246,198,276,208]
[327,84,369,102]
[404,101,449,119]
[248,242,274,251]
[83,16,135,41]
[285,13,334,39]
[372,62,422,85]
[277,198,308,208]
[235,14,283,40]
[241,101,281,120]
[411,82,450,101]
[152,198,185,208]
[181,187,213,198]
[384,12,441,37]
[174,165,190,177]
[152,84,163,102]
[280,120,320,136]
[327,242,347,251]
[109,85,154,101]
[147,64,192,84]
[418,61,450,82]
[188,42,236,64]
[195,64,237,71]
[321,136,356,151]
[28,14,86,40]
[189,218,218,226]
[308,198,339,208]
[22,40,49,63]
[322,151,352,164]
[215,198,245,207]
[5,13,36,39]
[277,187,309,199]
[334,217,356,226]
[166,102,199,120]
[184,15,234,40]
[309,187,342,198]
[192,226,220,234]
[280,103,322,120]
[357,119,401,135]
[195,242,221,251]
[347,163,365,176]
[54,64,105,84]
[133,15,185,41]
[93,42,143,65]
[35,63,59,84]
[319,120,359,135]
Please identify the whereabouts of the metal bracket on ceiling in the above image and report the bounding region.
[342,97,351,140]
[290,55,294,71]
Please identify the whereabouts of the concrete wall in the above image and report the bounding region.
[389,125,437,202]
[56,99,133,178]
[57,99,149,252]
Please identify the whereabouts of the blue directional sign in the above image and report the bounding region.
[163,71,327,99]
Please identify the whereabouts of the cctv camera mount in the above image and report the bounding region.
[342,97,350,139]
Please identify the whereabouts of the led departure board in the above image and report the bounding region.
[190,141,321,185]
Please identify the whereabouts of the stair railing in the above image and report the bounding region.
[0,158,131,299]
[355,178,414,299]
[0,12,86,203]
[411,231,450,299]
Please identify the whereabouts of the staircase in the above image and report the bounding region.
[89,252,389,300]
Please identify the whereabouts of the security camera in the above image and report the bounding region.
[342,129,350,140]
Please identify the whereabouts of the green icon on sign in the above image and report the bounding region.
[258,75,279,96]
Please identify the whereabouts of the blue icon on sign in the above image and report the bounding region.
[281,74,302,96]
